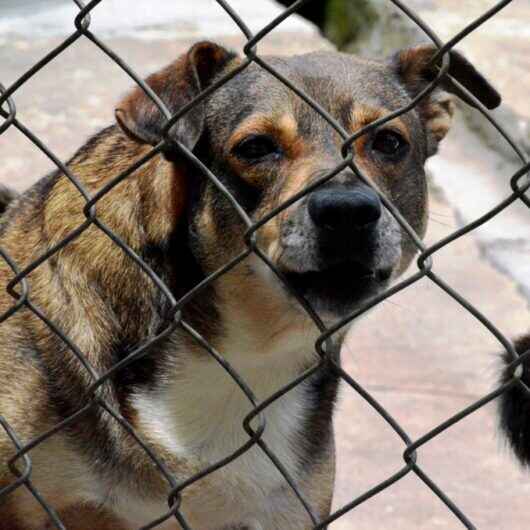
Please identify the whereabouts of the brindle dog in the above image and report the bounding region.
[0,42,499,529]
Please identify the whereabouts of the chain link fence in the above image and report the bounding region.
[0,0,529,528]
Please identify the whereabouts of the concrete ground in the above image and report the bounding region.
[0,1,529,528]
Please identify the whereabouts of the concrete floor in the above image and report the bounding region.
[0,1,528,528]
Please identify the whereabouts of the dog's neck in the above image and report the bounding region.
[131,309,321,476]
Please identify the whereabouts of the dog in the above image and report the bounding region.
[0,41,499,529]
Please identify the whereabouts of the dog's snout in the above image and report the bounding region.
[308,185,382,233]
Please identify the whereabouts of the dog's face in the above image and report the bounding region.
[198,53,427,317]
[116,42,499,322]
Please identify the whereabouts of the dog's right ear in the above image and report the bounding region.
[115,42,237,150]
[393,44,500,156]
[395,44,501,110]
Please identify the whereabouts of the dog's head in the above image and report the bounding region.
[116,42,499,324]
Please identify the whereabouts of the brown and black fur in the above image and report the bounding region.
[0,41,499,529]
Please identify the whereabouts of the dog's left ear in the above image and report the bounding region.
[115,41,237,150]
[394,44,501,155]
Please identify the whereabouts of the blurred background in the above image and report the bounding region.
[0,1,529,528]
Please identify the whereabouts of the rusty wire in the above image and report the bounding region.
[0,0,529,529]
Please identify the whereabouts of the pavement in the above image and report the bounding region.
[0,1,528,528]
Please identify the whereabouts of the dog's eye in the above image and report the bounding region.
[371,130,408,158]
[233,135,280,162]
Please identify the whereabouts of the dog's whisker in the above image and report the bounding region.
[428,215,455,228]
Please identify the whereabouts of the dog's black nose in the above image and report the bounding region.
[308,185,381,233]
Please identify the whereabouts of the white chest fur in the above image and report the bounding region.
[127,336,317,529]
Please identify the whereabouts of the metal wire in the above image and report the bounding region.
[0,0,528,528]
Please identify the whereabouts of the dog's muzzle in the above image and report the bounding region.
[278,182,401,314]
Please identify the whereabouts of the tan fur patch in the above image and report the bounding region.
[350,104,410,143]
[227,113,298,153]
[424,93,455,141]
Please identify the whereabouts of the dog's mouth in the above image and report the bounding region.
[282,260,392,315]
